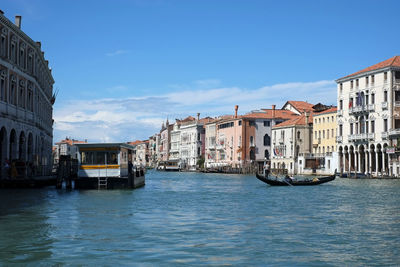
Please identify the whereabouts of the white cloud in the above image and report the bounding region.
[54,80,336,143]
[105,50,130,57]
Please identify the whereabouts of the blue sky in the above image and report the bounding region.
[2,0,400,142]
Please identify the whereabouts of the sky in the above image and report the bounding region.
[2,0,400,143]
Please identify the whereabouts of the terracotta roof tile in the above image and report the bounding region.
[273,113,313,128]
[284,101,315,113]
[313,107,337,116]
[244,109,297,120]
[340,56,400,79]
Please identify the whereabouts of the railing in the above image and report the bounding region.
[382,102,388,110]
[348,133,368,142]
[368,133,375,140]
[389,129,400,137]
[299,152,332,158]
[349,104,374,114]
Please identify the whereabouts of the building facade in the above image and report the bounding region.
[0,12,55,177]
[297,107,338,175]
[53,138,87,164]
[271,112,313,175]
[336,56,400,177]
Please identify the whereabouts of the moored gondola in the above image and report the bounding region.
[256,170,336,186]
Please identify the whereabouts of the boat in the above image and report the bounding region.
[256,170,336,186]
[74,143,145,189]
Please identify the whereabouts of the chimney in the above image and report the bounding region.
[305,112,310,125]
[197,112,200,121]
[234,105,238,119]
[272,104,276,117]
[15,15,21,29]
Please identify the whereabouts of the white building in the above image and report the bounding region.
[271,112,313,175]
[204,119,217,168]
[169,122,181,162]
[336,56,400,177]
[0,12,55,177]
[53,138,87,164]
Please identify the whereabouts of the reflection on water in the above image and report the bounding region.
[0,171,399,265]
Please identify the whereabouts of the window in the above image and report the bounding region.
[384,91,388,102]
[263,134,270,146]
[356,79,359,87]
[366,121,369,134]
[371,93,375,104]
[371,121,375,133]
[340,83,343,92]
[323,130,325,139]
[366,76,369,85]
[315,131,317,139]
[331,129,334,138]
[0,74,5,102]
[250,136,254,146]
[249,120,256,126]
[384,72,387,82]
[350,123,353,135]
[297,131,301,139]
[0,35,6,58]
[339,125,343,136]
[371,75,375,84]
[350,80,353,89]
[264,120,270,127]
[339,100,343,110]
[384,119,388,132]
[318,130,321,138]
[238,120,242,126]
[264,149,269,159]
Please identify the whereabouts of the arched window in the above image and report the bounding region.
[297,131,301,139]
[263,134,270,146]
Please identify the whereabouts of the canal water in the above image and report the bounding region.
[0,171,399,266]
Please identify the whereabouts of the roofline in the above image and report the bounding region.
[75,143,135,150]
[336,65,400,83]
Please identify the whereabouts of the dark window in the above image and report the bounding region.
[339,100,343,110]
[395,91,400,102]
[350,123,353,135]
[371,94,375,104]
[371,121,375,133]
[263,134,270,146]
[249,120,256,126]
[339,125,343,136]
[384,119,388,132]
[264,120,270,127]
[264,149,269,159]
[238,120,242,126]
[384,91,388,102]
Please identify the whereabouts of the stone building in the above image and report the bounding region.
[0,12,55,177]
[242,105,297,172]
[336,56,400,177]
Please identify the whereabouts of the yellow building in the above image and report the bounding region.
[312,107,337,155]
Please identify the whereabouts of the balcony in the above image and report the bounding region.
[348,133,368,142]
[349,104,375,115]
[368,133,375,140]
[389,129,400,138]
[381,132,388,139]
[382,102,388,110]
[336,136,343,143]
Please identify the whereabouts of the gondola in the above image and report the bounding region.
[256,170,336,186]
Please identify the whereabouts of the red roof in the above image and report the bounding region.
[273,113,313,128]
[56,138,87,146]
[341,56,400,79]
[283,101,315,113]
[313,107,337,116]
[127,140,143,146]
[244,109,297,120]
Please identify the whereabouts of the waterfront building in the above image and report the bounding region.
[297,107,338,175]
[242,105,297,172]
[53,137,87,164]
[159,119,172,162]
[204,118,219,168]
[271,112,313,175]
[148,134,159,168]
[282,100,315,115]
[0,12,55,178]
[134,140,149,167]
[336,56,400,177]
[169,120,182,163]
